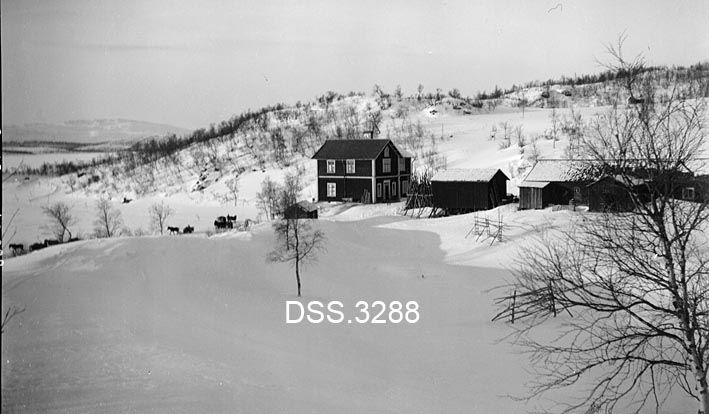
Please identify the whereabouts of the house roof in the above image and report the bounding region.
[431,168,508,182]
[522,160,595,182]
[399,148,414,158]
[588,174,648,187]
[311,139,401,160]
[519,181,549,189]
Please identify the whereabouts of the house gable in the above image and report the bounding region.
[312,139,410,203]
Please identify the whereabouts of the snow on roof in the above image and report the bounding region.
[689,160,709,175]
[295,200,318,212]
[519,181,549,189]
[522,160,593,182]
[588,175,648,187]
[399,148,414,158]
[431,168,506,182]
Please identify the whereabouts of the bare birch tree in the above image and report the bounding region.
[93,197,123,238]
[268,171,325,297]
[149,201,174,235]
[256,176,281,221]
[42,202,76,242]
[225,176,240,207]
[268,218,325,297]
[494,40,709,414]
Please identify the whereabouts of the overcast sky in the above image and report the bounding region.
[2,0,708,129]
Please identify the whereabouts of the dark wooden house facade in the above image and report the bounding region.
[284,200,319,219]
[431,168,509,214]
[672,173,709,203]
[587,176,639,212]
[519,161,595,210]
[312,139,412,203]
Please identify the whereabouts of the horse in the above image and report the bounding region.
[167,226,180,235]
[9,243,24,255]
[214,216,233,229]
[183,225,194,234]
[29,242,46,252]
[226,214,237,222]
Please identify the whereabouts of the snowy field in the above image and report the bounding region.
[1,215,695,413]
[1,105,701,413]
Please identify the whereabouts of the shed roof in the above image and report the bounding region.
[519,181,550,189]
[431,168,507,182]
[523,160,594,182]
[293,200,318,212]
[311,139,400,160]
[399,148,414,158]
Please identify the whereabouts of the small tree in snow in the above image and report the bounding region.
[93,197,123,238]
[268,219,325,297]
[256,176,281,221]
[549,108,561,147]
[149,201,174,235]
[42,202,75,242]
[268,169,325,297]
[225,176,240,207]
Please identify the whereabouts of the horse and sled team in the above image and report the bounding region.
[8,213,241,257]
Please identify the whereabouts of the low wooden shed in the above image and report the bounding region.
[518,181,552,210]
[284,200,319,219]
[518,160,595,210]
[431,168,508,214]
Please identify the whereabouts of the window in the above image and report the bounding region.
[402,180,408,195]
[574,186,581,200]
[384,147,389,157]
[346,159,355,174]
[377,183,382,198]
[383,158,391,173]
[683,187,695,201]
[399,157,405,172]
[326,160,335,174]
[392,182,397,197]
[327,182,337,197]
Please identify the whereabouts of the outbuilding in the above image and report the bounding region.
[431,168,509,214]
[518,160,596,210]
[284,200,319,219]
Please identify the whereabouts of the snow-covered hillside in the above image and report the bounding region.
[2,88,707,413]
[1,98,613,245]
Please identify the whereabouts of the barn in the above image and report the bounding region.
[519,160,596,210]
[431,168,509,214]
[284,200,319,219]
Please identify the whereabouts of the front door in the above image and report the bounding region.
[383,180,390,201]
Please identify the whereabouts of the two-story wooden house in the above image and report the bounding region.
[311,139,412,203]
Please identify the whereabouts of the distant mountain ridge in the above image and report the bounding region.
[3,119,191,145]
